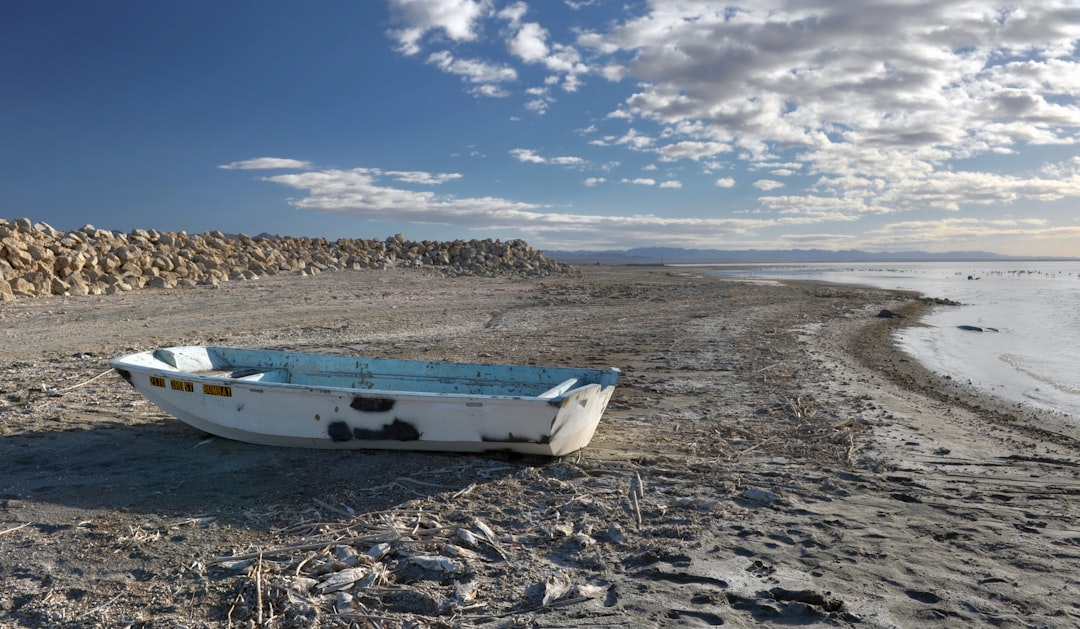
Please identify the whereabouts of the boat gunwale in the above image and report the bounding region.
[112,348,619,404]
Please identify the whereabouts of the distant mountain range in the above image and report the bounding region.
[545,247,1077,265]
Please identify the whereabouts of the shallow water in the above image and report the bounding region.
[709,261,1080,422]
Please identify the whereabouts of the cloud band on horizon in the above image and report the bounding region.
[221,157,1080,251]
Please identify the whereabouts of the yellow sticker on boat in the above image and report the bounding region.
[203,384,232,397]
[150,376,165,388]
[170,380,194,392]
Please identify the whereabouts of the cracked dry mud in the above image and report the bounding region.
[2,265,1079,628]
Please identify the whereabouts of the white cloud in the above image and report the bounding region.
[656,140,731,162]
[510,148,585,167]
[218,157,312,170]
[257,162,787,249]
[495,1,527,26]
[859,218,1080,253]
[574,0,1080,219]
[241,160,1080,253]
[525,96,552,113]
[365,3,1080,252]
[614,128,653,150]
[384,170,463,185]
[600,63,627,81]
[426,50,516,89]
[1041,156,1080,178]
[502,12,588,93]
[264,166,536,226]
[660,180,682,189]
[387,0,489,56]
[509,148,545,164]
[508,22,549,63]
[390,0,589,108]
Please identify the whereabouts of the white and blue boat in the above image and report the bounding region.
[111,346,620,456]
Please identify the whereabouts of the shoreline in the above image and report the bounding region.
[704,260,1080,429]
[2,265,1078,627]
[849,296,1080,451]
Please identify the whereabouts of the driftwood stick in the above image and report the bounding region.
[255,552,264,626]
[462,593,601,621]
[451,483,477,499]
[630,490,643,529]
[213,535,388,564]
[77,591,125,622]
[0,522,31,537]
[727,436,774,461]
[312,497,354,519]
[396,477,455,489]
[847,430,859,466]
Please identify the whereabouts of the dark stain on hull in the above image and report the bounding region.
[354,418,420,441]
[351,396,396,412]
[327,418,421,441]
[327,421,353,442]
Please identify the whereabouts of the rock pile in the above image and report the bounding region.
[0,217,575,300]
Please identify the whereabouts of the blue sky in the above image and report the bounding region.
[3,0,1080,255]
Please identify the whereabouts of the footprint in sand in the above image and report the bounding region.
[905,589,941,604]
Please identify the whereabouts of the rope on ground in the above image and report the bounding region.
[58,368,117,392]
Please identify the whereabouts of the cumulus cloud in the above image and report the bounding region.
[510,148,585,167]
[574,1,1080,220]
[367,2,1080,252]
[613,129,654,150]
[218,157,312,170]
[657,141,732,162]
[500,9,588,91]
[508,21,549,63]
[390,0,589,101]
[509,148,545,164]
[387,0,488,56]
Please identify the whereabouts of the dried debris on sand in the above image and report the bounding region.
[2,266,1079,628]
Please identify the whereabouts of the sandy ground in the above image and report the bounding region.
[1,265,1079,628]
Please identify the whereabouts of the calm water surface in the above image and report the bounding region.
[709,261,1080,422]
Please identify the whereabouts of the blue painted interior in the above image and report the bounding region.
[172,346,618,397]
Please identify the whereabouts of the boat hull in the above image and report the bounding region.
[111,346,619,456]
